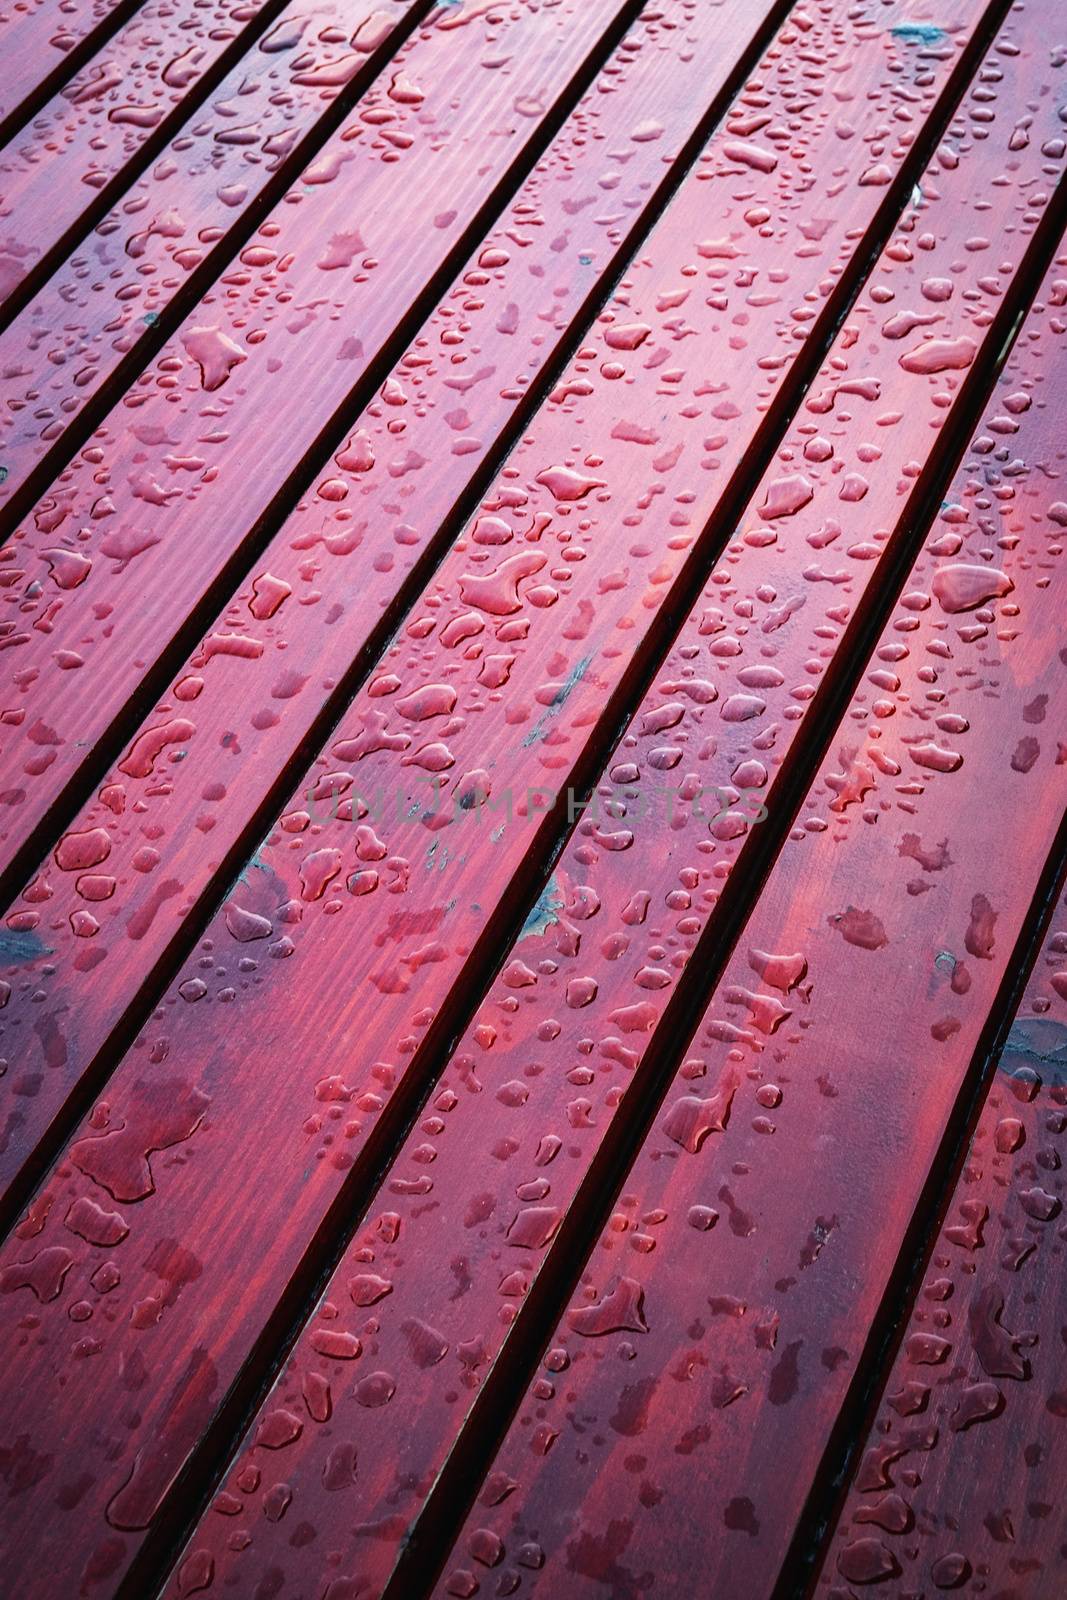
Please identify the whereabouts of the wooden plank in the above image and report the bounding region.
[0,0,141,143]
[0,0,423,521]
[0,6,1033,1599]
[0,0,280,313]
[0,0,793,1211]
[0,0,640,881]
[817,872,1067,1600]
[419,242,1067,1600]
[138,21,1067,1600]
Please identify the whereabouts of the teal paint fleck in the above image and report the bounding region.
[521,655,593,747]
[236,851,270,887]
[519,875,564,942]
[891,24,946,44]
[0,928,53,964]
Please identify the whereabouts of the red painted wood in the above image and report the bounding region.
[0,0,788,1208]
[0,0,135,135]
[422,242,1067,1600]
[817,876,1067,1599]
[0,0,277,309]
[136,23,1067,1600]
[0,0,636,879]
[0,0,419,515]
[0,6,1031,1598]
[0,0,995,1194]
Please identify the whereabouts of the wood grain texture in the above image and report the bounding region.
[0,0,637,879]
[817,874,1067,1599]
[0,0,276,310]
[0,0,992,1197]
[422,237,1067,1600]
[0,5,1034,1598]
[0,0,420,517]
[0,0,788,1218]
[142,17,1067,1599]
[0,0,137,136]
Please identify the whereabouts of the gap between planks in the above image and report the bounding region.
[378,191,1067,1600]
[0,0,299,331]
[776,810,1067,1600]
[0,0,440,536]
[0,0,149,151]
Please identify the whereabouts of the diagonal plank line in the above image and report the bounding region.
[775,806,1067,1600]
[377,179,1067,1600]
[0,0,439,533]
[0,0,149,151]
[0,0,652,890]
[0,0,303,335]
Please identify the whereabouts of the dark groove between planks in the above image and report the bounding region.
[0,0,300,335]
[779,806,1067,1600]
[0,0,151,151]
[0,0,440,541]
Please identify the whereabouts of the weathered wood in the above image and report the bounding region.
[422,240,1067,1600]
[0,0,791,1214]
[135,19,1067,1599]
[0,0,422,519]
[0,0,278,312]
[0,6,1038,1600]
[817,872,1067,1599]
[0,0,640,881]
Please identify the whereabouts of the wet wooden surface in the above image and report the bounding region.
[0,3,1065,1599]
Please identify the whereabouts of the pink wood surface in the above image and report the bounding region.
[0,0,277,310]
[2,5,1066,1600]
[0,0,638,881]
[142,20,1067,1598]
[422,238,1067,1600]
[0,0,139,136]
[817,874,1067,1598]
[0,0,791,1209]
[0,6,1050,1599]
[0,0,422,520]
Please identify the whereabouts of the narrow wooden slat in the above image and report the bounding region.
[421,240,1067,1600]
[0,0,641,883]
[0,7,1031,1599]
[0,0,143,143]
[133,21,1067,1600]
[0,0,281,314]
[0,0,793,1220]
[816,872,1067,1599]
[0,0,423,521]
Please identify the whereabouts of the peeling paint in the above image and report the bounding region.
[519,875,565,942]
[891,24,947,45]
[0,928,53,964]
